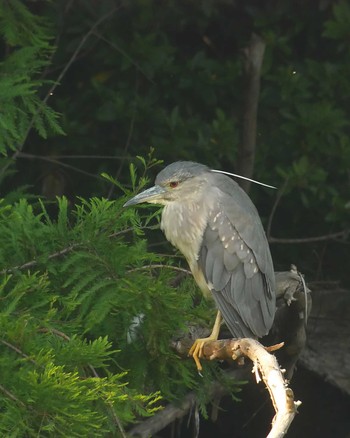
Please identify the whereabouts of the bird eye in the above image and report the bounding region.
[169,181,179,188]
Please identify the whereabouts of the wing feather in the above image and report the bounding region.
[198,182,275,338]
[223,251,240,272]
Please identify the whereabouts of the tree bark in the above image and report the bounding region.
[128,338,300,438]
[237,33,266,193]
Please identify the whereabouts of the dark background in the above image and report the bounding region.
[4,0,350,285]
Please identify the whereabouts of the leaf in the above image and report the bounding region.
[100,173,128,194]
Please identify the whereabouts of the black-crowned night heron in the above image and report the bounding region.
[124,161,275,370]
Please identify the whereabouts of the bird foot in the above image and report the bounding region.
[189,336,216,372]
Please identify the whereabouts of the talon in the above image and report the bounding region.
[188,311,222,372]
[188,338,214,372]
[189,339,205,371]
[193,352,203,372]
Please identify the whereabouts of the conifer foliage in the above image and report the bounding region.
[0,195,162,435]
[0,188,229,435]
[0,0,63,154]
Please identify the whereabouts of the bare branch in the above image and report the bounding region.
[131,338,300,438]
[0,244,81,275]
[0,384,25,408]
[108,78,139,199]
[195,338,300,438]
[28,155,131,160]
[266,178,349,245]
[127,264,191,275]
[268,229,349,244]
[93,31,155,84]
[128,368,247,437]
[2,5,121,178]
[16,152,104,180]
[0,339,37,365]
[129,268,307,436]
[0,225,162,276]
[266,178,289,241]
[38,5,120,117]
[37,327,71,342]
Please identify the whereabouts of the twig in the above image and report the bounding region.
[108,78,139,199]
[38,5,120,121]
[266,178,289,241]
[127,264,191,275]
[39,328,99,376]
[266,176,348,244]
[0,339,37,365]
[266,181,348,244]
[0,384,25,408]
[1,6,120,178]
[128,368,247,437]
[0,244,81,275]
[108,224,160,238]
[110,409,128,438]
[25,155,131,160]
[93,31,155,84]
[0,224,163,275]
[293,266,309,324]
[268,229,349,244]
[39,326,128,438]
[16,152,103,180]
[37,327,71,342]
[116,91,137,179]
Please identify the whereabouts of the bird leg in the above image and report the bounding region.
[189,311,222,371]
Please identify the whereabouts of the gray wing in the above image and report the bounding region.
[198,183,275,338]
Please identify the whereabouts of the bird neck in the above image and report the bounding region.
[161,200,208,265]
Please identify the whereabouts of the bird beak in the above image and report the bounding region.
[123,185,167,207]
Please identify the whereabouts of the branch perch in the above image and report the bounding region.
[129,268,307,437]
[130,337,300,438]
[201,338,300,438]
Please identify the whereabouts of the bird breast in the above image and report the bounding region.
[161,200,207,267]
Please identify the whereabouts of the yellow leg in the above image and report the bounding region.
[189,311,222,371]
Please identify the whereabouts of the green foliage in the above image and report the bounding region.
[0,0,51,47]
[0,170,240,434]
[0,0,64,155]
[257,3,350,252]
[323,1,350,42]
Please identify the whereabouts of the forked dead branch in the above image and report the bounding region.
[201,337,300,438]
[129,268,309,437]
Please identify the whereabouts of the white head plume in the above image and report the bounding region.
[211,169,277,189]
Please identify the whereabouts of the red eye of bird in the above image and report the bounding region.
[169,181,179,188]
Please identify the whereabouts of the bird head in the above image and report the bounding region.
[123,161,210,207]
